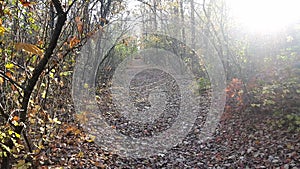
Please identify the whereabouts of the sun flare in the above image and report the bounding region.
[227,0,300,33]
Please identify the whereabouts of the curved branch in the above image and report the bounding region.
[0,103,9,119]
[0,70,25,91]
[18,0,67,134]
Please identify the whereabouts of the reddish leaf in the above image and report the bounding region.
[69,36,80,48]
[19,0,31,7]
[75,16,83,35]
[12,115,19,121]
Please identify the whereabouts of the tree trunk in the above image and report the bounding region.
[180,0,186,44]
[152,0,157,31]
[190,0,195,49]
[1,1,67,168]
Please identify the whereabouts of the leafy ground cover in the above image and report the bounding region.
[18,73,299,169]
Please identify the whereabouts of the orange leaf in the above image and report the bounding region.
[5,72,13,79]
[22,2,31,7]
[37,39,44,46]
[69,36,80,48]
[11,84,17,91]
[75,17,83,34]
[12,116,19,121]
[15,42,43,56]
[19,0,31,7]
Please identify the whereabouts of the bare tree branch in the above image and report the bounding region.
[136,0,156,14]
[66,0,78,13]
[52,0,64,14]
[0,102,9,119]
[18,0,67,134]
[0,70,25,94]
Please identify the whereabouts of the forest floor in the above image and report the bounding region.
[39,105,299,169]
[31,59,300,168]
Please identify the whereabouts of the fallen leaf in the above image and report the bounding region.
[77,151,84,158]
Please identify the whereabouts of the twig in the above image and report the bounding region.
[0,71,25,95]
[0,103,9,119]
[66,0,77,13]
[18,0,67,134]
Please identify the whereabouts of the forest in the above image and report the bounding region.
[0,0,299,168]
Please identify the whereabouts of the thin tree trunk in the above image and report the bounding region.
[1,1,67,168]
[180,0,186,44]
[190,0,195,49]
[153,0,157,31]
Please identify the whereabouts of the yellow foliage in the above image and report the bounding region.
[5,63,14,69]
[0,26,5,36]
[0,18,5,36]
[77,151,84,158]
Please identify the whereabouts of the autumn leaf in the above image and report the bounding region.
[5,63,14,69]
[85,135,95,143]
[75,112,88,124]
[0,77,4,85]
[19,0,31,7]
[15,42,44,56]
[64,125,81,135]
[12,116,20,122]
[75,16,83,35]
[53,118,61,124]
[11,84,17,91]
[69,36,80,48]
[0,18,5,36]
[5,72,13,79]
[37,39,44,46]
[77,151,84,158]
[0,26,5,36]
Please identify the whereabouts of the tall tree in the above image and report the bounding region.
[179,0,186,44]
[190,0,196,49]
[1,1,68,168]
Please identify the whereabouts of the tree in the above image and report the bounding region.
[0,1,67,168]
[190,0,196,49]
[0,0,118,167]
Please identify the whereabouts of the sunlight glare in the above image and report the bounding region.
[227,0,300,33]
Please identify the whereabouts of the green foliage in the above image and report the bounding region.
[114,38,138,59]
[197,77,211,93]
[270,113,300,132]
[248,64,300,132]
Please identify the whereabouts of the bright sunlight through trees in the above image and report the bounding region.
[228,0,300,33]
